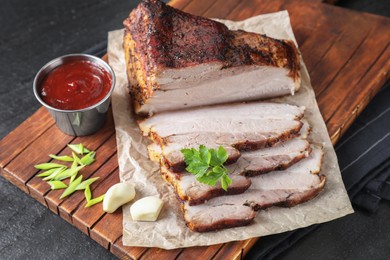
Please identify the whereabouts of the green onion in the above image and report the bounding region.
[36,168,58,177]
[53,165,84,181]
[34,143,104,207]
[47,180,68,190]
[60,175,83,199]
[69,173,76,184]
[68,143,90,155]
[76,177,100,191]
[34,162,64,170]
[80,151,96,166]
[49,154,74,162]
[85,194,105,208]
[72,152,82,166]
[84,184,92,202]
[42,167,67,181]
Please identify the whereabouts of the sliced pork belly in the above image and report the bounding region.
[181,204,256,232]
[123,0,301,115]
[138,102,305,137]
[182,147,325,232]
[149,119,302,144]
[160,139,310,205]
[235,138,311,176]
[156,121,302,172]
[149,137,310,175]
[161,166,251,205]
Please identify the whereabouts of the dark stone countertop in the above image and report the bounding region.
[0,0,388,259]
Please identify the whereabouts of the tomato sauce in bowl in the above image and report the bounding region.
[40,60,112,110]
[33,54,115,136]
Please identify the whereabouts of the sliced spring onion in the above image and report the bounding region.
[36,168,58,177]
[47,180,67,190]
[49,154,73,162]
[67,143,90,155]
[76,177,100,191]
[84,184,92,202]
[72,152,82,166]
[85,194,105,208]
[80,151,96,166]
[60,175,83,199]
[69,173,76,184]
[53,165,84,181]
[34,162,64,170]
[42,167,67,181]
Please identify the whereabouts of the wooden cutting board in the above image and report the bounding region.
[0,0,389,259]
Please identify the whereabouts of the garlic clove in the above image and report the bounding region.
[130,196,163,222]
[103,182,136,213]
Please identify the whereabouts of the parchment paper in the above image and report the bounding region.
[107,11,354,249]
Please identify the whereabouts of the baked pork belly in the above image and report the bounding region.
[156,124,303,172]
[159,138,310,205]
[138,102,305,134]
[123,0,301,115]
[140,102,305,171]
[234,138,311,176]
[150,136,310,172]
[182,147,325,232]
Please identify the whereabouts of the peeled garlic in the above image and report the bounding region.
[103,182,136,213]
[130,196,163,222]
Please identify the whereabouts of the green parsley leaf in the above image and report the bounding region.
[221,174,232,191]
[217,146,228,163]
[181,145,231,191]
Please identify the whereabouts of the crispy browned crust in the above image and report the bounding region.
[243,145,311,177]
[123,0,301,113]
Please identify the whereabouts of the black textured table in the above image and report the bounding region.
[0,0,389,259]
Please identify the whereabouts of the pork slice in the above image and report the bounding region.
[159,139,310,204]
[123,0,300,115]
[161,166,251,205]
[149,136,310,175]
[234,138,311,176]
[182,204,256,233]
[158,120,302,172]
[182,147,325,232]
[138,102,305,137]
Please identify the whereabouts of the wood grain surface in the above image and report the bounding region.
[0,0,389,259]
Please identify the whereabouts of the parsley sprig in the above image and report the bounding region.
[181,145,232,191]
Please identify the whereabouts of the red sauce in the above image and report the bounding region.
[40,60,112,110]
